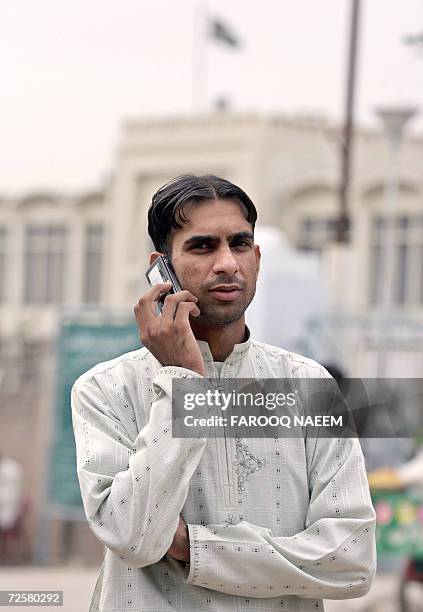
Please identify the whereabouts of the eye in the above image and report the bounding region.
[191,242,211,251]
[232,239,252,249]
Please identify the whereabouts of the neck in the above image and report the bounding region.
[190,317,247,361]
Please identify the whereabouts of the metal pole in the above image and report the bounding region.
[337,0,361,243]
[192,1,208,113]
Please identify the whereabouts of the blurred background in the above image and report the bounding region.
[1,0,423,610]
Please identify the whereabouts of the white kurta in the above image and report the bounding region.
[71,331,376,611]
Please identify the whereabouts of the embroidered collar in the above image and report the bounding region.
[195,326,251,363]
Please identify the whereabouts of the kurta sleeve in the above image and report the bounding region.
[71,365,208,568]
[185,434,376,600]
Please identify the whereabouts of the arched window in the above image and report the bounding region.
[369,214,423,306]
[298,217,337,251]
[24,225,68,304]
[82,224,104,304]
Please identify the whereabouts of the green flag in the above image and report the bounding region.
[404,33,423,47]
[210,18,241,48]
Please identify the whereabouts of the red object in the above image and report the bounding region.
[0,494,30,564]
[404,558,423,582]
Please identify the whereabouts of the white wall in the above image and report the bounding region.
[246,225,325,352]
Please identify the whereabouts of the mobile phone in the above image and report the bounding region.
[145,255,182,314]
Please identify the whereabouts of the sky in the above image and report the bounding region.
[1,0,422,194]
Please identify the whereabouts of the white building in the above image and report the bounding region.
[2,112,422,376]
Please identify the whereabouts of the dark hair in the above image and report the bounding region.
[322,363,345,385]
[147,174,258,256]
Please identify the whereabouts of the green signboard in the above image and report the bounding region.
[372,489,423,559]
[48,313,141,512]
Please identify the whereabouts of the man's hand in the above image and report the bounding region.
[166,515,190,563]
[134,282,206,376]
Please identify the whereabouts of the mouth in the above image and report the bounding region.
[209,285,242,302]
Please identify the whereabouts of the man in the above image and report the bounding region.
[71,174,376,611]
[0,452,25,562]
[0,452,23,532]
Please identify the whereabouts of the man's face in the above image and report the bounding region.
[164,198,260,325]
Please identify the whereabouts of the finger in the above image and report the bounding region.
[147,281,173,301]
[188,303,201,317]
[137,282,173,320]
[173,301,200,327]
[160,290,199,324]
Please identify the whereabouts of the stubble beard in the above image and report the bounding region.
[192,285,256,325]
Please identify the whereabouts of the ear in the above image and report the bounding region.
[254,244,261,279]
[149,251,164,265]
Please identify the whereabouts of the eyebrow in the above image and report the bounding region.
[182,231,254,248]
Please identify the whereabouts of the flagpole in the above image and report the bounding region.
[192,0,208,114]
[337,0,361,243]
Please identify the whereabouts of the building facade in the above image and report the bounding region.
[2,114,423,352]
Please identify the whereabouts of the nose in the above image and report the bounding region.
[212,245,240,276]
